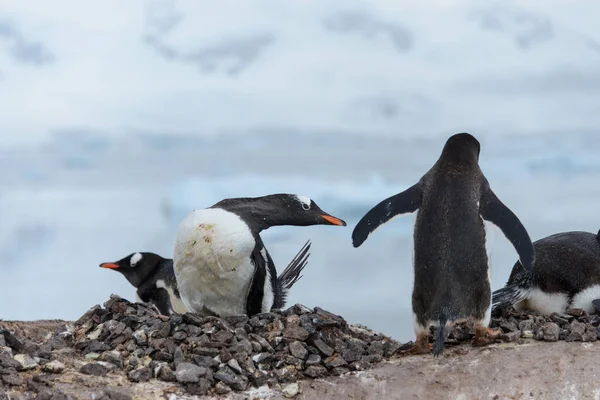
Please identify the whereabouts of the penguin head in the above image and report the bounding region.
[99,252,165,288]
[263,194,347,228]
[441,132,481,163]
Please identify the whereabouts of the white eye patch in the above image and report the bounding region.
[130,252,142,267]
[296,195,312,210]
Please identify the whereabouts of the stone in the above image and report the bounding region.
[383,340,401,357]
[324,354,347,369]
[2,373,23,386]
[186,378,212,396]
[99,350,124,368]
[304,365,327,378]
[312,339,334,357]
[158,364,176,382]
[14,354,38,371]
[193,355,219,369]
[289,341,308,360]
[175,362,207,383]
[566,332,583,342]
[501,331,521,343]
[252,352,271,363]
[0,330,23,353]
[305,354,322,366]
[570,320,587,336]
[43,361,66,374]
[367,341,385,356]
[342,347,363,363]
[128,367,152,382]
[0,352,19,370]
[283,325,309,341]
[282,382,300,398]
[583,331,597,342]
[132,329,147,346]
[80,362,109,377]
[539,322,560,342]
[215,369,249,391]
[85,353,100,361]
[249,334,273,352]
[227,359,243,374]
[219,347,233,363]
[214,381,232,394]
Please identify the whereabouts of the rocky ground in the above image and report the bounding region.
[1,296,600,399]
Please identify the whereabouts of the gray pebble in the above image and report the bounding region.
[175,362,207,383]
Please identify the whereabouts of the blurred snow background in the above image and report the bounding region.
[0,0,599,342]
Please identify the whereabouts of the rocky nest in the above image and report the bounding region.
[2,299,599,399]
[1,295,405,398]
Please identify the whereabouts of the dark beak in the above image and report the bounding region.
[100,262,120,270]
[320,214,347,226]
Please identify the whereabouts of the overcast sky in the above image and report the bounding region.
[1,0,600,147]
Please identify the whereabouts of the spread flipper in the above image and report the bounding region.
[479,184,535,271]
[352,183,422,248]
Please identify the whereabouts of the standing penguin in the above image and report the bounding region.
[100,252,188,316]
[352,133,535,356]
[493,229,600,315]
[173,194,346,317]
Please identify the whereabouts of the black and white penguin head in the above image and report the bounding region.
[283,194,347,227]
[213,194,347,230]
[99,252,165,288]
[441,133,481,163]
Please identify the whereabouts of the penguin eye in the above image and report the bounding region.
[302,203,310,211]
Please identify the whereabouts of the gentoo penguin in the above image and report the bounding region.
[100,243,312,316]
[173,194,346,317]
[492,229,600,315]
[99,252,187,315]
[351,133,535,357]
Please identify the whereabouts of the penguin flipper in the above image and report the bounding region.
[352,182,422,248]
[273,240,312,309]
[479,184,535,271]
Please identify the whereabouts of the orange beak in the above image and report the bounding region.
[321,214,347,226]
[100,263,120,270]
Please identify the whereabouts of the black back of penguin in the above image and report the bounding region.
[492,230,600,313]
[99,252,183,316]
[352,133,535,356]
[511,231,600,294]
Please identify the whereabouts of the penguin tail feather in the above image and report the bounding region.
[272,240,311,309]
[433,315,448,357]
[491,275,532,312]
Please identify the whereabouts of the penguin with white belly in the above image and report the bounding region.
[352,133,535,356]
[493,229,600,315]
[173,194,346,317]
[101,241,312,316]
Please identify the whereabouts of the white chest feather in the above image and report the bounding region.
[156,279,189,314]
[173,208,256,317]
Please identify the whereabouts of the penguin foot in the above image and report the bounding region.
[409,333,432,354]
[472,325,502,347]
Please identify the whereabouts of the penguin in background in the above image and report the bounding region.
[101,242,312,316]
[352,133,535,357]
[173,194,346,318]
[100,252,187,316]
[493,229,600,315]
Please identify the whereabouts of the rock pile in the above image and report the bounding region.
[3,298,600,399]
[1,295,405,397]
